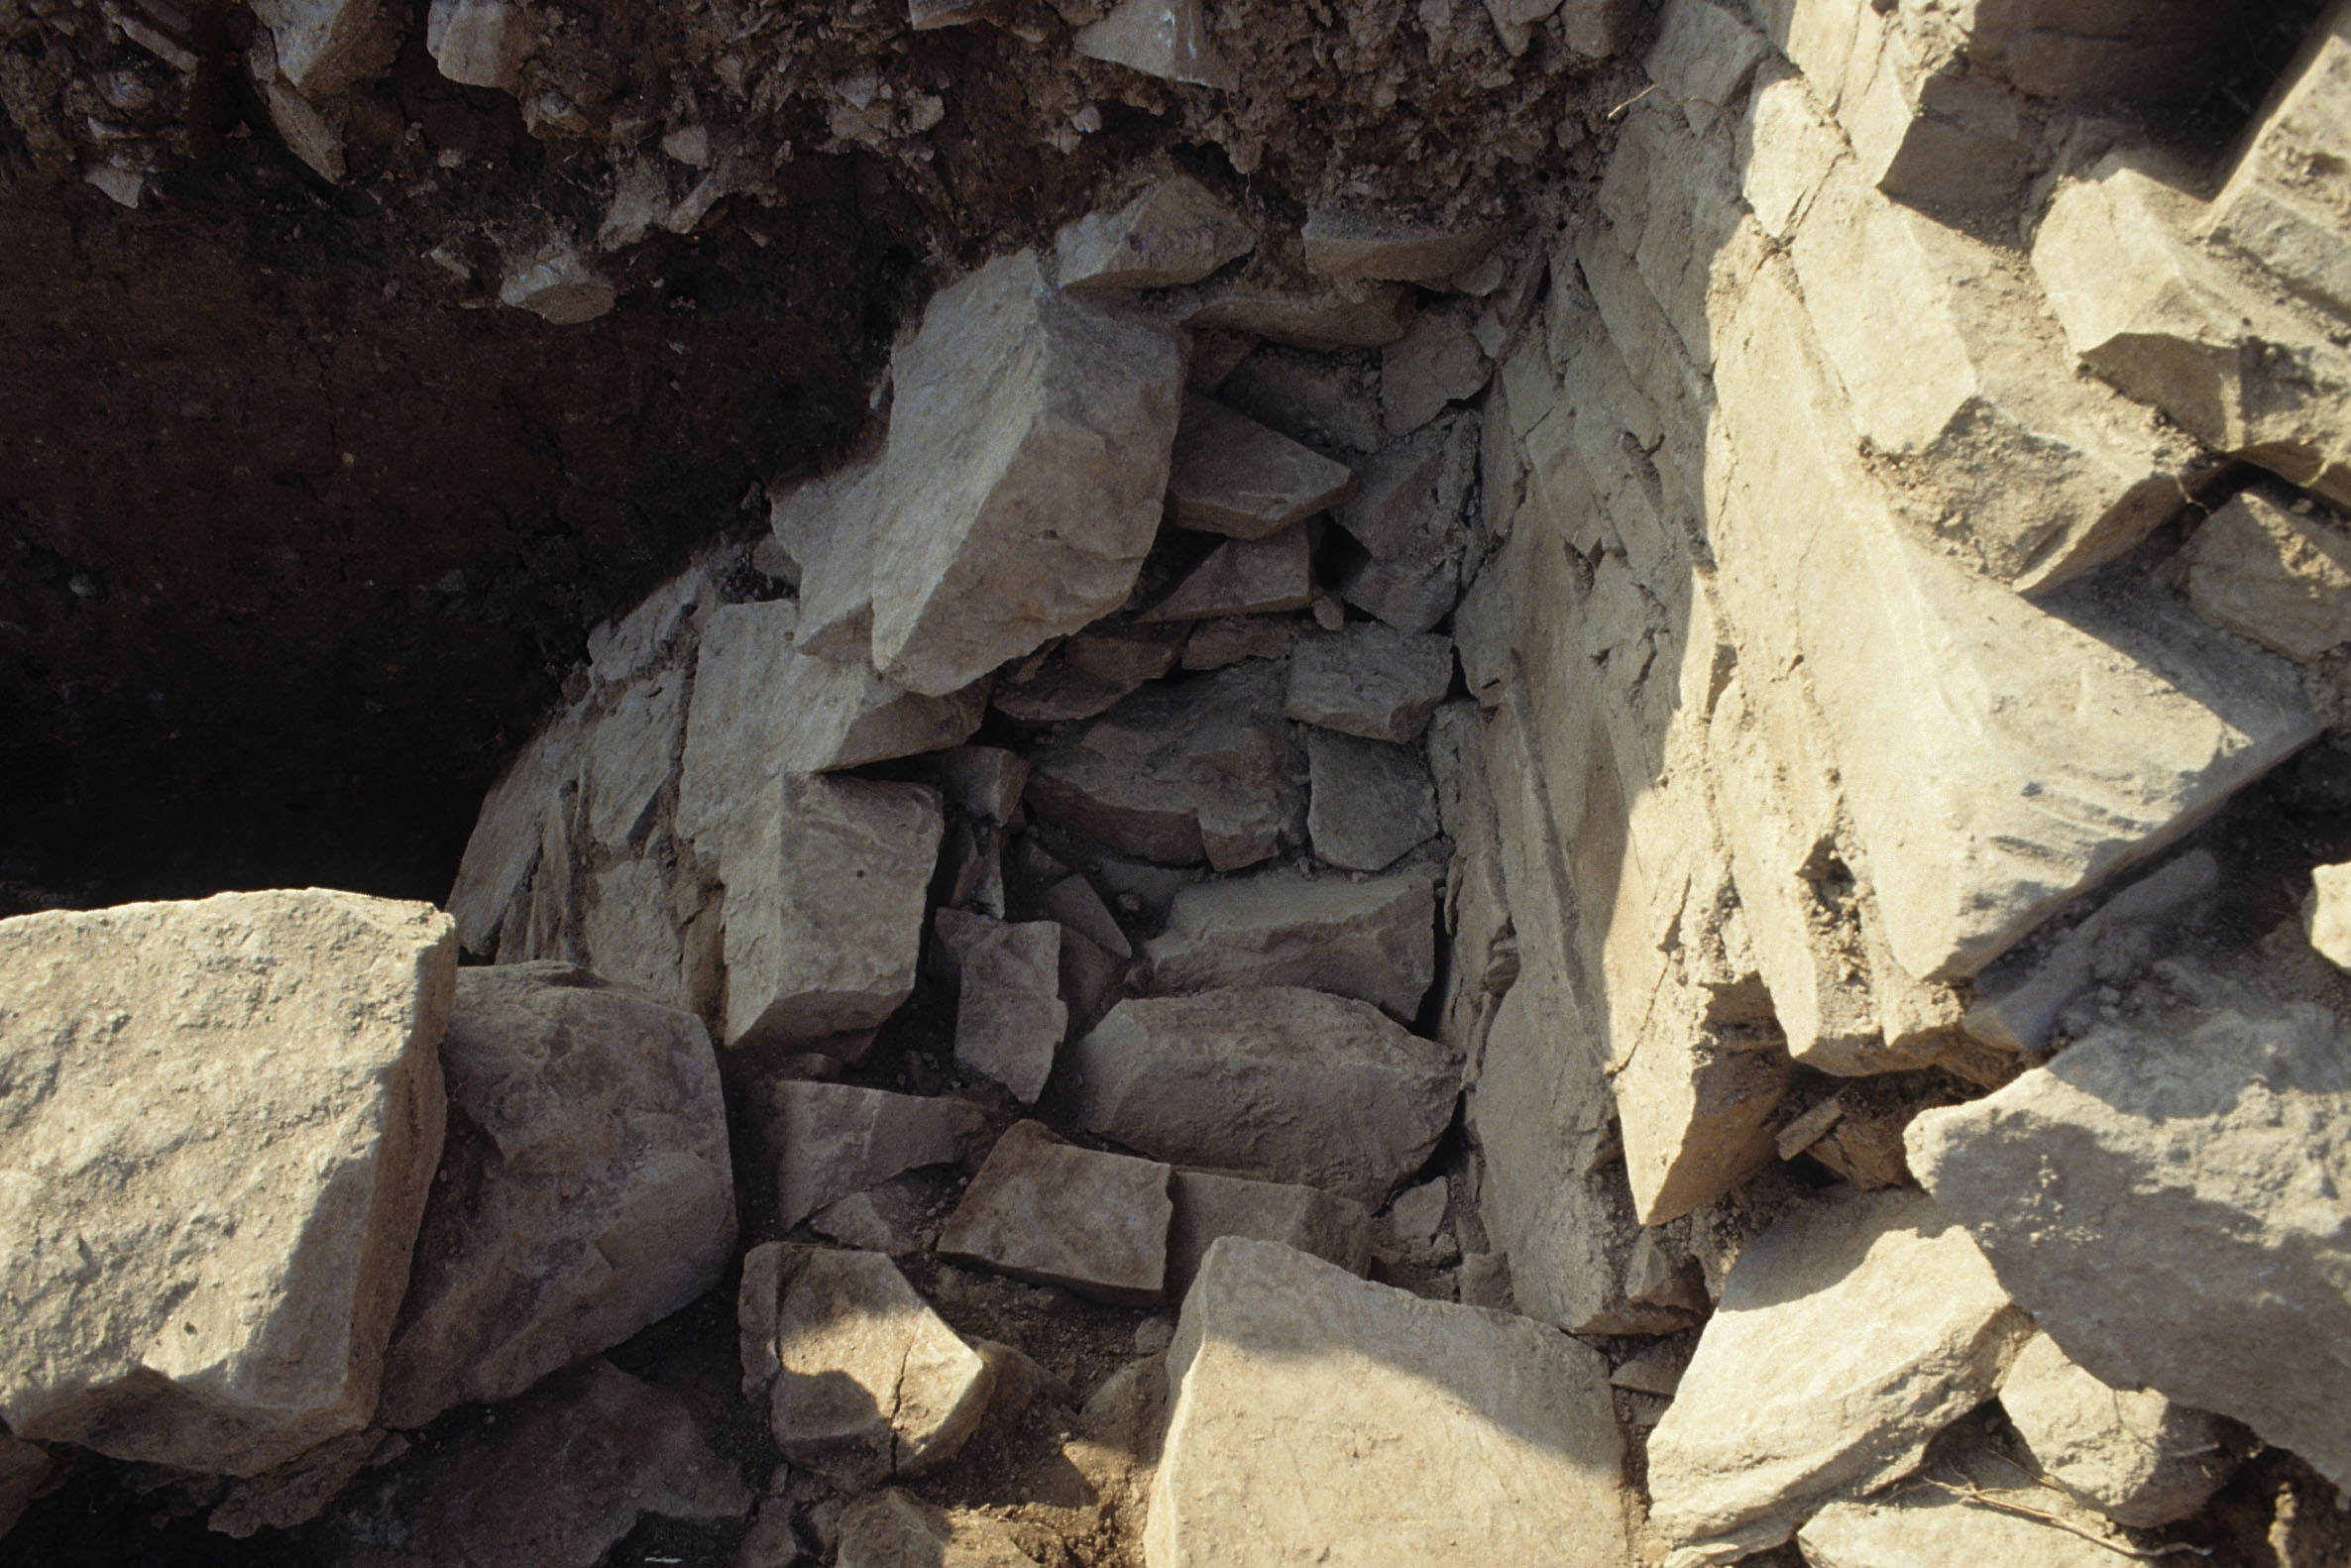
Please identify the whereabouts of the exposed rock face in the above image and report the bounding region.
[377,962,734,1430]
[1066,987,1459,1207]
[0,892,453,1475]
[2183,490,2351,660]
[1284,623,1455,743]
[738,1243,994,1490]
[1303,727,1441,872]
[1148,1238,1628,1567]
[1141,869,1436,1020]
[762,1080,989,1231]
[325,1360,748,1568]
[937,1120,1174,1304]
[1645,1188,2031,1564]
[1999,1331,2237,1527]
[1908,950,2351,1490]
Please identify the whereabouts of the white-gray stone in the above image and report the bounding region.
[1142,868,1435,1020]
[1168,393,1357,539]
[1057,174,1254,291]
[1165,1170,1373,1294]
[1305,726,1440,872]
[1285,622,1454,743]
[954,920,1066,1103]
[763,1080,989,1231]
[937,1120,1173,1305]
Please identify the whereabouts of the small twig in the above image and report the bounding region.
[1607,82,1656,121]
[1916,1481,2212,1559]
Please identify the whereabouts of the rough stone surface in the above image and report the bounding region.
[937,1120,1173,1305]
[1381,305,1491,436]
[1056,175,1254,292]
[1072,0,1237,91]
[722,773,943,1048]
[1165,1171,1373,1294]
[426,0,531,90]
[1300,210,1503,285]
[1026,661,1306,871]
[1999,1330,2237,1527]
[1796,1475,2137,1568]
[939,744,1030,826]
[378,962,735,1430]
[1285,623,1453,743]
[2309,860,2351,971]
[1644,1188,2031,1564]
[739,1243,994,1490]
[1146,1238,1628,1567]
[581,668,683,851]
[1167,393,1356,539]
[325,1360,747,1568]
[448,715,582,953]
[1139,526,1315,622]
[953,920,1067,1103]
[1305,726,1441,872]
[2184,490,2351,661]
[867,250,1185,696]
[251,0,399,96]
[838,1488,1041,1568]
[0,892,454,1475]
[763,1080,989,1231]
[1065,987,1459,1207]
[1908,949,2351,1490]
[1142,868,1436,1020]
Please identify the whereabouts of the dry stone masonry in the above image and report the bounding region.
[10,0,2351,1561]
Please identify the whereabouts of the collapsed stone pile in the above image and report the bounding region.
[5,0,2351,1563]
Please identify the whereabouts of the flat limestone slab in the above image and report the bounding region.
[1146,1238,1628,1567]
[1142,868,1436,1020]
[937,1120,1173,1305]
[1167,393,1357,539]
[0,891,454,1475]
[377,963,735,1430]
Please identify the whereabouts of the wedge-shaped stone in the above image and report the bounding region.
[377,963,733,1430]
[1381,305,1491,436]
[1300,209,1504,286]
[939,744,1029,825]
[2000,1331,2236,1527]
[1907,950,2351,1489]
[0,892,454,1475]
[774,645,989,773]
[1058,175,1254,292]
[772,459,884,660]
[1797,1467,2138,1568]
[1175,273,1413,350]
[1138,526,1314,622]
[763,1080,988,1231]
[2184,490,2351,661]
[1065,988,1458,1208]
[1026,660,1305,871]
[1146,1238,1628,1568]
[1072,0,1237,89]
[1168,393,1356,539]
[1166,1171,1372,1295]
[953,920,1066,1103]
[867,250,1184,696]
[251,0,400,95]
[448,710,582,953]
[1142,868,1435,1020]
[1285,622,1453,743]
[1305,727,1439,872]
[1645,1188,2031,1565]
[938,1121,1172,1304]
[2033,157,2351,505]
[722,773,942,1048]
[326,1360,747,1568]
[739,1244,994,1490]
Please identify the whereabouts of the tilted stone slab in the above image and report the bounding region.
[1056,174,1254,292]
[937,1120,1172,1305]
[763,1079,989,1232]
[1166,393,1356,539]
[1142,868,1435,1021]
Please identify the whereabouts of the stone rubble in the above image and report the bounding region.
[1303,726,1442,872]
[951,919,1068,1103]
[1284,622,1455,743]
[1166,393,1357,538]
[1055,174,1255,293]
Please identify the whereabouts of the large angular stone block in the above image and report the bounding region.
[1142,868,1436,1021]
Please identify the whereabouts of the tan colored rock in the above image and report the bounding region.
[448,711,582,953]
[953,920,1066,1103]
[1643,0,1767,135]
[1056,174,1254,291]
[1999,1331,2236,1527]
[1304,727,1440,873]
[377,963,733,1430]
[838,1489,1040,1568]
[740,1243,993,1490]
[1139,527,1314,624]
[425,0,531,89]
[1839,10,2029,210]
[1381,304,1491,436]
[867,251,1184,696]
[1167,393,1356,539]
[938,1120,1173,1304]
[763,1079,989,1231]
[1300,210,1504,286]
[2308,860,2351,971]
[1143,868,1435,1020]
[1285,622,1453,743]
[1796,1471,2137,1568]
[250,0,400,95]
[721,773,942,1048]
[586,552,716,688]
[2184,490,2351,661]
[326,1360,747,1568]
[1907,950,2351,1490]
[1146,1238,1629,1567]
[1072,0,1237,90]
[2203,5,2351,318]
[1166,1170,1372,1294]
[0,892,453,1475]
[1065,987,1458,1207]
[1025,660,1305,871]
[1645,1188,2031,1564]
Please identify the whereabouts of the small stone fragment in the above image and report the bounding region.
[1041,871,1132,958]
[0,893,453,1475]
[1381,305,1491,435]
[763,1080,989,1231]
[954,920,1067,1103]
[1138,527,1315,621]
[1610,1339,1688,1398]
[425,0,531,90]
[722,773,943,1048]
[377,963,733,1430]
[1066,987,1459,1207]
[324,1360,748,1568]
[740,1244,994,1490]
[1302,209,1505,286]
[1071,0,1237,90]
[2308,860,2351,970]
[2000,1331,2237,1527]
[1057,174,1253,291]
[1142,868,1435,1020]
[940,744,1030,826]
[1167,393,1358,539]
[1286,622,1455,742]
[499,241,615,325]
[938,1121,1174,1305]
[1181,614,1301,669]
[1305,726,1440,871]
[837,1488,1041,1568]
[1166,1170,1373,1294]
[1147,1238,1628,1567]
[2184,490,2351,660]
